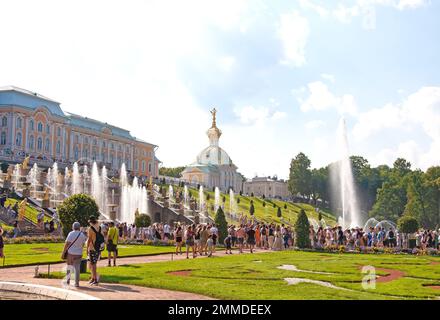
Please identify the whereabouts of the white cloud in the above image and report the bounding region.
[321,73,336,83]
[297,81,358,116]
[277,11,310,67]
[234,106,286,127]
[353,86,440,169]
[305,120,326,130]
[218,56,236,72]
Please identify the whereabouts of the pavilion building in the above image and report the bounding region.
[181,109,244,192]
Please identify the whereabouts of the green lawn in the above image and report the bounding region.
[58,250,440,300]
[0,243,174,267]
[166,185,336,226]
[5,198,51,224]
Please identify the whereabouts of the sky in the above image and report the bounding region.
[0,0,439,179]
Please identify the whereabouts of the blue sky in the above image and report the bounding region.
[0,0,439,178]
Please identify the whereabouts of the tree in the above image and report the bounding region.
[135,214,151,228]
[284,204,287,210]
[237,197,240,204]
[318,211,322,222]
[206,194,210,201]
[0,162,9,173]
[310,167,329,206]
[294,209,311,248]
[222,196,226,203]
[262,194,265,199]
[214,207,228,243]
[277,207,282,218]
[251,192,254,197]
[273,203,276,208]
[158,166,185,178]
[249,202,255,216]
[397,215,419,234]
[58,194,99,236]
[262,202,266,207]
[288,152,312,199]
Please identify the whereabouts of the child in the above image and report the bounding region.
[207,235,214,257]
[224,235,232,254]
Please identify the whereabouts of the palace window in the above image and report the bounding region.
[134,160,139,171]
[56,141,61,154]
[74,146,79,160]
[37,122,43,132]
[85,137,89,144]
[29,120,34,131]
[148,162,152,173]
[111,143,114,150]
[16,117,22,129]
[102,141,106,148]
[28,135,34,150]
[92,151,97,161]
[57,127,61,137]
[45,138,50,152]
[1,116,7,127]
[83,149,88,158]
[142,160,146,172]
[46,124,50,134]
[15,132,22,146]
[0,132,6,145]
[37,137,43,151]
[93,139,97,146]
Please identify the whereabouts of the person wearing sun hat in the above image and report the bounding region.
[86,216,104,285]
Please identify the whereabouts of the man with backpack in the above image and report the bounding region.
[86,216,105,285]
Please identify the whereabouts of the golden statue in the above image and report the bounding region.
[22,156,30,170]
[18,198,27,221]
[210,108,217,127]
[135,208,140,217]
[43,188,50,201]
[5,166,13,181]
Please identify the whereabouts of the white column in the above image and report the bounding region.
[10,112,16,149]
[24,116,29,152]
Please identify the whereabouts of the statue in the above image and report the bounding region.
[43,188,50,201]
[22,156,30,170]
[135,208,140,217]
[18,198,27,221]
[210,108,217,127]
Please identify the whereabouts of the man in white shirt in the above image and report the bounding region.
[62,222,87,287]
[210,225,219,253]
[163,223,171,240]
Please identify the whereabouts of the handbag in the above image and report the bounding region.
[62,232,81,260]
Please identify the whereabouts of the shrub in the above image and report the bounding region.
[222,196,226,203]
[294,209,311,249]
[262,194,265,199]
[237,197,240,204]
[214,207,228,244]
[135,214,151,228]
[206,194,210,201]
[58,194,99,237]
[239,191,242,196]
[249,203,255,216]
[398,215,419,234]
[284,204,287,210]
[262,202,266,207]
[251,192,254,197]
[0,162,9,173]
[318,211,323,221]
[273,203,276,208]
[277,207,282,218]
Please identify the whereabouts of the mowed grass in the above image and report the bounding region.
[0,243,174,267]
[168,185,335,226]
[4,198,51,224]
[63,250,440,300]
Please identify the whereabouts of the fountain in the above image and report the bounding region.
[168,185,174,202]
[183,185,189,209]
[214,187,220,213]
[83,165,89,194]
[119,164,148,224]
[27,163,39,198]
[12,164,20,189]
[72,162,81,195]
[331,118,361,229]
[229,188,236,219]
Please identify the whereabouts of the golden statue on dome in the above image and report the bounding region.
[22,156,30,170]
[210,108,217,128]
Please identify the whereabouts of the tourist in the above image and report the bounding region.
[12,220,19,238]
[236,225,245,253]
[200,225,209,256]
[86,216,104,285]
[255,224,261,248]
[107,221,119,267]
[174,225,183,255]
[268,224,275,249]
[194,225,201,253]
[210,224,219,253]
[224,234,232,254]
[0,226,4,261]
[337,226,344,246]
[388,228,396,248]
[206,234,214,257]
[260,225,268,249]
[272,225,283,251]
[185,225,196,259]
[163,223,171,240]
[62,222,87,287]
[246,225,256,253]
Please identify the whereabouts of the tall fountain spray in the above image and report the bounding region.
[72,162,81,195]
[12,164,20,189]
[332,118,361,228]
[28,163,39,198]
[183,185,189,209]
[199,185,205,212]
[214,187,220,212]
[168,185,174,202]
[83,165,89,194]
[91,162,102,213]
[101,166,109,217]
[229,188,236,218]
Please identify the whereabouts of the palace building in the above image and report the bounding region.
[243,176,289,200]
[0,86,160,177]
[181,109,244,192]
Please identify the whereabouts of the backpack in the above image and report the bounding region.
[91,226,105,252]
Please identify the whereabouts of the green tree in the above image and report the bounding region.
[158,166,185,178]
[237,197,240,204]
[288,152,312,199]
[0,162,9,173]
[214,207,228,243]
[58,194,100,237]
[277,207,282,218]
[249,202,255,216]
[135,214,151,228]
[294,209,311,248]
[397,215,419,234]
[318,211,322,222]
